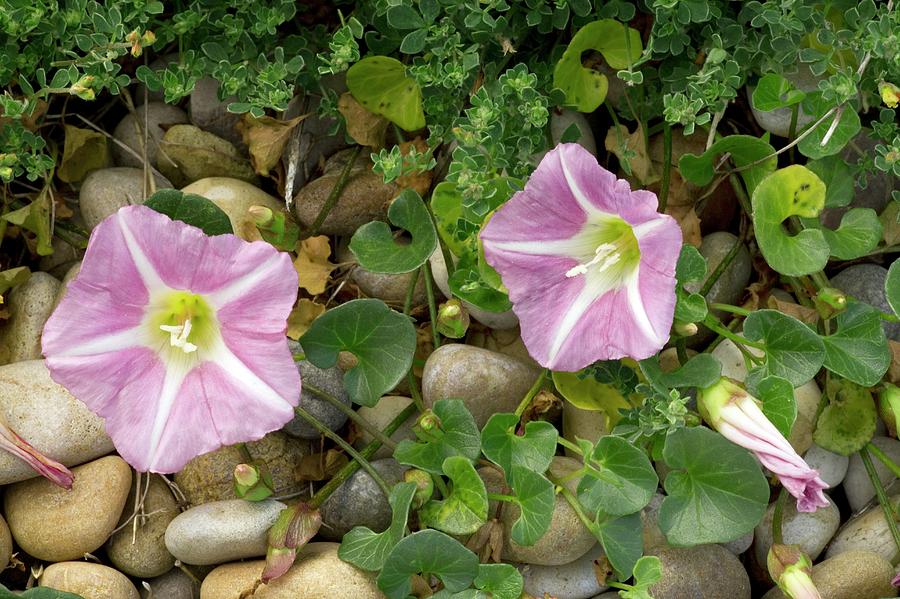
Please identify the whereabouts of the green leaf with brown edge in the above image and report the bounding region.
[813,378,877,456]
[3,189,53,256]
[57,124,110,183]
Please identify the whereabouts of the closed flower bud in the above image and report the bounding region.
[404,468,434,508]
[233,462,274,501]
[814,287,846,320]
[880,81,900,109]
[436,299,469,339]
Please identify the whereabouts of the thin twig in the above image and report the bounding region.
[303,382,398,450]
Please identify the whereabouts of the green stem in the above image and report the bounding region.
[406,370,425,412]
[868,442,900,480]
[555,482,598,536]
[703,314,766,350]
[557,436,583,456]
[307,145,362,237]
[423,261,440,350]
[403,267,421,315]
[303,382,397,450]
[308,402,417,509]
[709,303,752,317]
[658,124,672,213]
[487,493,518,503]
[294,404,390,497]
[676,337,689,365]
[772,487,787,545]
[699,237,743,297]
[860,445,900,565]
[514,369,549,418]
[237,443,254,463]
[292,352,306,362]
[788,103,799,163]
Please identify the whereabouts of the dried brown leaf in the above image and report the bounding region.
[296,449,348,481]
[604,124,656,186]
[293,236,335,295]
[286,299,326,340]
[338,92,389,149]
[58,124,111,183]
[767,296,819,325]
[238,114,307,177]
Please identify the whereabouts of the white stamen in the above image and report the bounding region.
[565,243,620,278]
[160,319,198,353]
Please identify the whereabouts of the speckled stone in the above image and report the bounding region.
[140,569,200,599]
[293,149,395,236]
[4,456,131,561]
[189,76,243,148]
[284,342,350,439]
[423,344,542,428]
[521,543,609,599]
[649,544,751,599]
[803,443,849,488]
[106,473,178,577]
[562,402,608,458]
[199,543,384,599]
[0,272,61,364]
[40,561,140,599]
[844,436,900,512]
[754,496,840,566]
[319,458,407,540]
[354,396,417,460]
[164,499,285,565]
[52,261,82,310]
[762,550,897,599]
[0,360,114,485]
[181,177,284,241]
[0,514,11,570]
[502,457,597,566]
[157,124,256,187]
[79,167,172,229]
[827,495,900,562]
[831,264,900,341]
[173,432,312,506]
[112,102,189,168]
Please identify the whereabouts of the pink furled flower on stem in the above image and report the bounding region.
[480,143,682,371]
[42,205,301,474]
[699,378,829,512]
[0,418,73,488]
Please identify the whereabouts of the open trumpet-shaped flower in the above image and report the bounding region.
[700,378,829,513]
[0,418,73,488]
[480,143,682,371]
[42,205,301,474]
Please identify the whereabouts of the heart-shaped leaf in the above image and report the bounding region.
[797,93,862,159]
[481,413,558,476]
[350,189,437,273]
[347,56,425,131]
[751,165,829,276]
[300,299,417,406]
[819,301,891,387]
[471,563,524,599]
[339,482,417,571]
[144,189,234,236]
[577,436,657,516]
[806,155,853,208]
[553,19,642,112]
[751,73,806,111]
[749,375,797,438]
[800,208,882,261]
[508,465,555,546]
[743,310,825,387]
[394,399,481,475]
[640,354,722,390]
[378,530,480,599]
[419,456,488,535]
[678,135,777,196]
[659,427,769,545]
[596,511,643,579]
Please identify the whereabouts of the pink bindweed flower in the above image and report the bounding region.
[699,378,829,512]
[480,143,682,371]
[42,205,301,474]
[0,418,73,488]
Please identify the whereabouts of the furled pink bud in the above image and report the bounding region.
[699,378,829,512]
[233,462,274,501]
[0,419,73,489]
[262,503,321,582]
[768,544,822,599]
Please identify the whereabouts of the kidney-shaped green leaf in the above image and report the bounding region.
[144,188,234,236]
[394,399,482,475]
[338,482,417,571]
[577,436,658,517]
[377,529,480,599]
[350,189,437,273]
[508,465,555,546]
[481,413,557,477]
[743,309,825,387]
[819,301,891,387]
[678,135,777,196]
[300,299,416,406]
[419,456,488,535]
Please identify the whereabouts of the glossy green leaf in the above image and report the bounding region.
[596,511,644,579]
[349,189,437,273]
[508,465,555,546]
[819,302,891,387]
[806,155,853,208]
[394,399,481,475]
[751,375,797,438]
[887,259,900,317]
[659,427,769,545]
[338,482,417,571]
[347,56,425,131]
[801,208,882,260]
[0,587,86,598]
[679,135,777,196]
[640,354,722,390]
[813,379,877,455]
[471,563,524,599]
[751,165,829,276]
[481,413,557,476]
[300,299,416,406]
[449,266,512,312]
[378,529,479,599]
[751,73,806,111]
[431,182,475,258]
[743,310,825,387]
[577,436,657,516]
[675,244,707,284]
[553,19,642,112]
[419,456,488,535]
[143,189,233,236]
[798,95,861,159]
[551,369,632,420]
